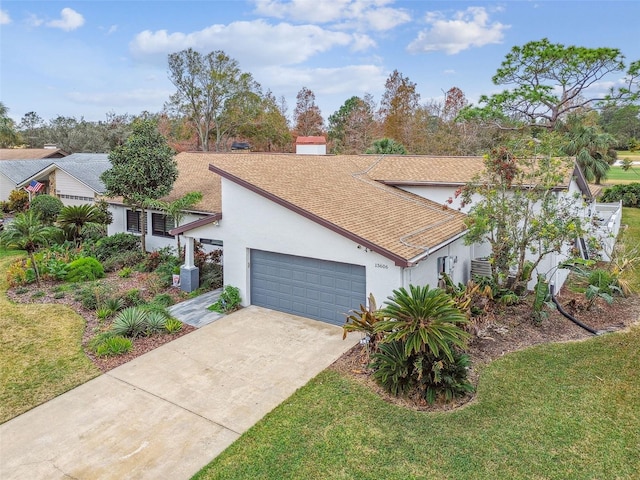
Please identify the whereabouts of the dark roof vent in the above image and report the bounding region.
[231,142,251,151]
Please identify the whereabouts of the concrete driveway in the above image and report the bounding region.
[0,306,358,479]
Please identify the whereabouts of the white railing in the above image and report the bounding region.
[591,200,623,261]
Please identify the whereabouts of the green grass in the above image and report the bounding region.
[620,207,640,292]
[194,327,640,479]
[606,166,640,184]
[0,251,100,423]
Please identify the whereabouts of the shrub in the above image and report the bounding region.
[145,312,168,335]
[600,183,640,207]
[66,257,105,282]
[371,340,474,404]
[102,250,145,272]
[53,291,65,299]
[94,233,140,261]
[88,331,114,352]
[165,318,183,334]
[75,283,113,310]
[103,297,125,313]
[208,285,241,313]
[96,307,114,321]
[7,189,29,212]
[118,267,133,278]
[29,194,63,224]
[111,307,148,338]
[95,336,133,357]
[342,293,383,352]
[123,289,145,307]
[6,259,30,287]
[151,293,174,307]
[588,269,618,295]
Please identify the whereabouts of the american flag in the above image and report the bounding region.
[25,180,45,193]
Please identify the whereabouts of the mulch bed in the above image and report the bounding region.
[6,271,196,373]
[329,287,640,412]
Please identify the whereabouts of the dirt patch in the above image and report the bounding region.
[7,271,197,373]
[330,288,640,412]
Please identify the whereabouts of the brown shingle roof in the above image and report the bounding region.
[106,152,221,214]
[367,155,486,184]
[0,148,68,160]
[208,153,468,266]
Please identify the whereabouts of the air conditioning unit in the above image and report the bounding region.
[470,257,492,278]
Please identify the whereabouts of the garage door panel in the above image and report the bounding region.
[250,250,365,326]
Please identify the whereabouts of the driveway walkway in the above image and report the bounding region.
[0,306,358,479]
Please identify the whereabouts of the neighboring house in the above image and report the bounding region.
[0,147,68,161]
[107,151,223,253]
[18,154,111,206]
[295,136,327,155]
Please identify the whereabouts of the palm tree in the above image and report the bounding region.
[57,204,101,245]
[374,284,470,361]
[563,120,617,185]
[144,191,203,255]
[0,211,57,284]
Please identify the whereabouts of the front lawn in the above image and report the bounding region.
[194,325,640,479]
[606,165,640,184]
[0,253,100,423]
[620,207,640,292]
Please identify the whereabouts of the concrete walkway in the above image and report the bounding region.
[0,306,358,480]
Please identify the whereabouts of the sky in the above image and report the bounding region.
[1,0,639,125]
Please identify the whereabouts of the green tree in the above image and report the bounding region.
[461,143,585,291]
[461,39,638,129]
[366,138,407,154]
[29,194,64,224]
[0,102,21,148]
[328,94,378,154]
[293,87,324,136]
[0,211,58,284]
[562,115,617,184]
[237,90,292,152]
[166,48,260,151]
[144,191,203,254]
[18,111,45,148]
[101,119,178,252]
[598,104,640,149]
[57,204,102,245]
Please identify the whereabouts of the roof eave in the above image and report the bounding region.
[169,213,223,236]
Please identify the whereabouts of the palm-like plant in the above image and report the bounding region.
[563,120,617,185]
[57,204,101,245]
[374,285,470,361]
[0,211,57,284]
[144,191,203,254]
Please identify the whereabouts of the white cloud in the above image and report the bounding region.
[443,69,456,75]
[252,0,410,31]
[65,88,171,108]
[47,8,85,31]
[26,14,44,28]
[0,9,11,24]
[407,7,509,55]
[108,24,118,35]
[130,19,373,65]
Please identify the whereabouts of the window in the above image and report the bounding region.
[126,210,142,233]
[199,238,223,246]
[152,213,175,238]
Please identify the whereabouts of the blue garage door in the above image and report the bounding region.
[250,250,366,326]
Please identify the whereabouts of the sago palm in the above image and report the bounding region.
[374,284,470,361]
[57,204,101,244]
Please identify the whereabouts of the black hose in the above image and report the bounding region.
[549,285,599,335]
